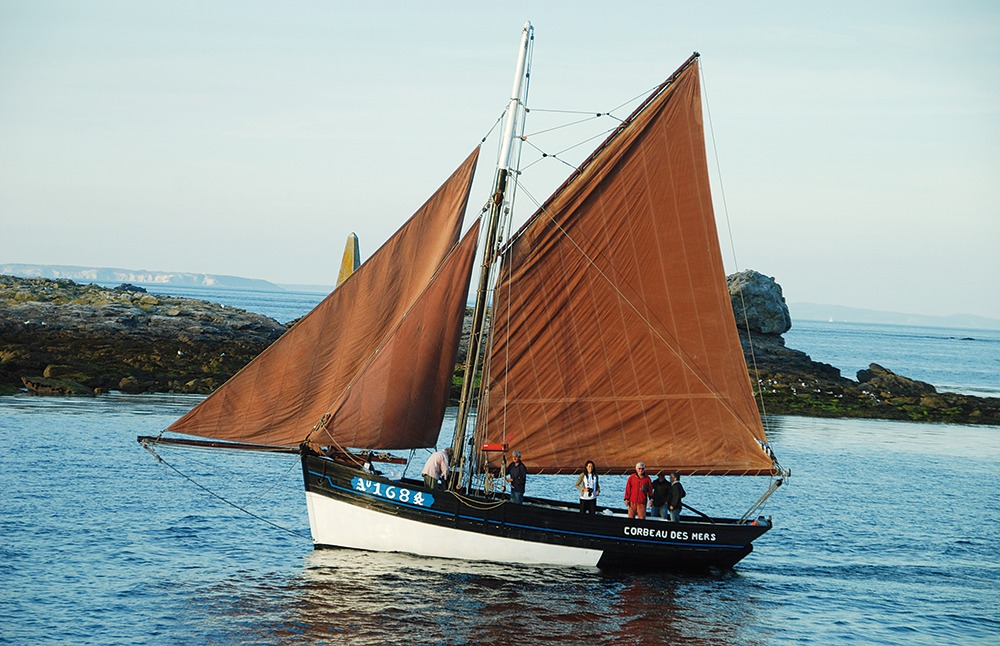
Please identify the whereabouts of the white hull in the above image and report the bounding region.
[304,490,602,567]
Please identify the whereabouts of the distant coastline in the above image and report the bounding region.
[0,263,284,292]
[790,302,1000,331]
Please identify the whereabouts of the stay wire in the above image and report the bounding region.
[141,441,309,540]
[480,110,506,145]
[514,85,651,173]
[702,59,777,454]
[523,113,611,138]
[239,457,300,506]
[739,473,784,523]
[527,83,653,120]
[518,126,618,173]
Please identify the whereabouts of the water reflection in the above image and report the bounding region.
[274,549,766,645]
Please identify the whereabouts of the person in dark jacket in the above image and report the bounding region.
[667,472,686,522]
[506,450,527,504]
[650,474,670,519]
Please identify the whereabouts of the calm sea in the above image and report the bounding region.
[786,320,1000,398]
[2,288,998,644]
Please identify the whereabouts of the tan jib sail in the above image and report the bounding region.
[167,148,480,449]
[479,59,776,476]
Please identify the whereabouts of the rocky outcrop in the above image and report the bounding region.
[728,273,999,425]
[0,276,286,395]
[857,363,936,397]
[728,270,792,335]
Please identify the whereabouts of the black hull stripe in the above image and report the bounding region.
[308,469,746,551]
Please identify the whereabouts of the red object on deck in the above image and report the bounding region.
[481,442,509,453]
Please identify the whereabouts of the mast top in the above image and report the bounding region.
[497,22,533,172]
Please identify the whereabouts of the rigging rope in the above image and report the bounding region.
[513,84,653,171]
[446,489,508,511]
[523,113,609,138]
[140,441,310,540]
[480,110,506,145]
[518,127,617,172]
[739,473,786,523]
[239,457,300,506]
[701,60,775,447]
[526,82,653,120]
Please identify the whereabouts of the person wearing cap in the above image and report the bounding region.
[506,450,527,504]
[624,462,652,519]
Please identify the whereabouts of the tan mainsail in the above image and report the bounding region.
[478,60,775,476]
[337,233,361,287]
[167,148,480,448]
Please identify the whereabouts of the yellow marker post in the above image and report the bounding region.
[336,233,360,287]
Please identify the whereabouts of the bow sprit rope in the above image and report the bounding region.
[140,440,310,540]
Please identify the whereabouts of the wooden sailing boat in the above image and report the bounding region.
[140,23,786,570]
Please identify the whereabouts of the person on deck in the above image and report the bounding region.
[650,473,670,519]
[362,451,381,476]
[667,472,686,522]
[624,462,652,519]
[575,460,601,514]
[421,447,451,489]
[506,450,527,504]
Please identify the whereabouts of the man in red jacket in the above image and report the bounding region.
[624,462,652,519]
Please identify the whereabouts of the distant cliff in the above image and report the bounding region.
[2,273,998,425]
[0,263,282,291]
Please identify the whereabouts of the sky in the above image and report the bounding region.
[2,1,998,319]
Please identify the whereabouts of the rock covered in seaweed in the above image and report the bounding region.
[0,275,286,395]
[857,363,936,397]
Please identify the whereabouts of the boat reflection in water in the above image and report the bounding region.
[280,550,760,644]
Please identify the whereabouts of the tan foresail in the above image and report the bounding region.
[314,219,481,449]
[166,148,480,448]
[480,60,775,476]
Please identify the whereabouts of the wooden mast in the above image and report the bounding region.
[450,21,533,488]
